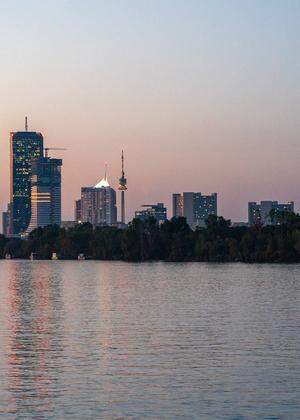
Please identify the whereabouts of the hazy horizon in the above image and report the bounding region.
[1,1,299,223]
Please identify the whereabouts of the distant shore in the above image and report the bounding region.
[2,259,300,264]
[2,214,300,263]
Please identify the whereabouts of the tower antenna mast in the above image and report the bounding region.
[118,150,127,224]
[25,116,28,132]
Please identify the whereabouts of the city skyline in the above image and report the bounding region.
[1,119,298,229]
[1,1,299,223]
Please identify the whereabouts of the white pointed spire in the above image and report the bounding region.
[94,163,110,188]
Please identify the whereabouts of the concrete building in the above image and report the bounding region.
[135,203,167,224]
[74,199,82,223]
[26,157,62,233]
[248,201,294,226]
[173,192,217,228]
[172,194,183,218]
[10,125,44,234]
[80,174,117,226]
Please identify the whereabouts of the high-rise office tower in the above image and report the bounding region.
[26,156,62,233]
[172,192,217,228]
[80,172,117,226]
[135,203,167,224]
[10,120,44,234]
[248,201,294,226]
[118,151,127,224]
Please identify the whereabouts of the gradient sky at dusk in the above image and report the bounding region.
[1,0,299,223]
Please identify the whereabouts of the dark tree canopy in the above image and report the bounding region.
[1,213,300,263]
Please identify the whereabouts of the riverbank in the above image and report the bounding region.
[2,214,300,263]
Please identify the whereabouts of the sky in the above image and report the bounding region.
[0,0,299,223]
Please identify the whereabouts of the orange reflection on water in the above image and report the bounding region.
[6,261,64,415]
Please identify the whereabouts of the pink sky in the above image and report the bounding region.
[0,1,299,223]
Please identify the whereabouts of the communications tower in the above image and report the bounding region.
[118,150,127,224]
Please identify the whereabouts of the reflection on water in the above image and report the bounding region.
[0,261,299,418]
[4,262,65,417]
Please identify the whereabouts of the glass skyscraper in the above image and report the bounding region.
[26,157,62,233]
[10,130,44,234]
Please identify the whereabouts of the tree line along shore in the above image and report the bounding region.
[1,214,300,263]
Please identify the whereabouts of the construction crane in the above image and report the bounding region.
[44,147,67,158]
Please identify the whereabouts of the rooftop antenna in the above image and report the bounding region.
[25,116,28,132]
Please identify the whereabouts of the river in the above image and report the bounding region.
[0,261,299,418]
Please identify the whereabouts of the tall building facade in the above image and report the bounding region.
[26,157,62,233]
[2,211,9,236]
[10,130,44,234]
[74,199,82,223]
[248,201,294,226]
[135,203,167,223]
[172,194,183,218]
[80,175,117,226]
[173,192,217,228]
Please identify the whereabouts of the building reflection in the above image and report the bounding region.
[6,262,65,417]
[4,261,142,415]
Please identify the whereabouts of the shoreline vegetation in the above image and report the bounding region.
[2,214,300,263]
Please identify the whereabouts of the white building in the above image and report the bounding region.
[80,173,117,226]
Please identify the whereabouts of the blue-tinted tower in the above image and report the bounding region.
[10,123,44,234]
[27,157,62,233]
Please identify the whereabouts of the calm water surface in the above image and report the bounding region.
[0,261,299,419]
